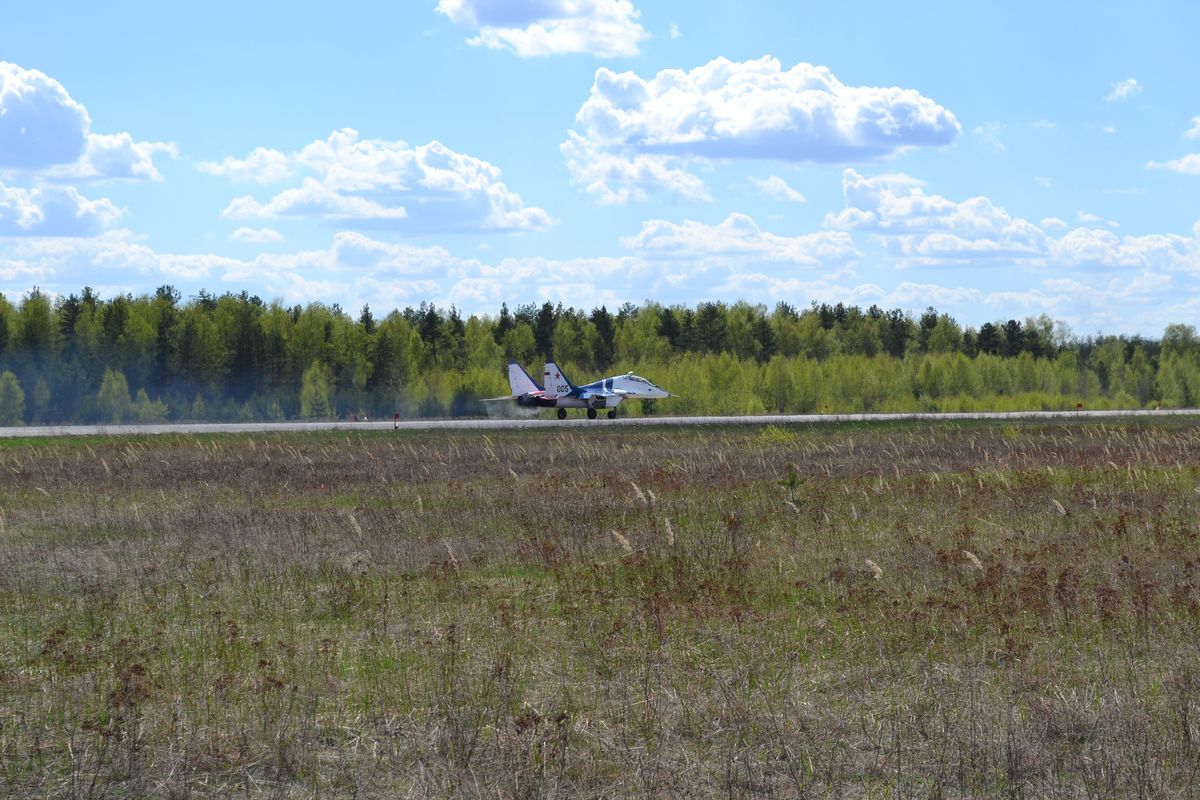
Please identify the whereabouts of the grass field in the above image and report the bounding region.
[3,420,1200,798]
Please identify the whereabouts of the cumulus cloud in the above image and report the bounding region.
[224,177,410,223]
[230,227,284,243]
[824,169,1047,264]
[1049,228,1200,271]
[1187,117,1200,140]
[0,231,237,282]
[0,182,123,236]
[988,273,1177,331]
[563,56,960,203]
[622,212,858,270]
[199,148,292,183]
[715,274,983,312]
[1,230,464,304]
[885,282,981,308]
[1105,78,1142,103]
[824,168,1200,273]
[435,0,647,57]
[560,132,710,204]
[752,175,806,203]
[1147,154,1200,175]
[0,61,173,180]
[0,62,89,169]
[218,129,551,232]
[445,254,639,309]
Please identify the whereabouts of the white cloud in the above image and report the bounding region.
[198,148,292,183]
[885,282,981,308]
[0,182,123,236]
[435,0,648,57]
[446,254,639,309]
[224,177,410,222]
[751,175,806,203]
[1,230,464,303]
[0,62,173,181]
[0,231,235,282]
[724,276,982,314]
[71,134,178,182]
[996,273,1178,331]
[563,56,960,203]
[1105,78,1142,103]
[623,212,858,270]
[824,169,1200,273]
[230,227,284,244]
[973,122,1005,152]
[1187,117,1200,140]
[716,273,885,307]
[1077,211,1103,224]
[560,132,710,204]
[1034,176,1052,188]
[669,23,682,39]
[217,129,551,232]
[1049,228,1200,271]
[0,62,89,169]
[1147,154,1200,175]
[825,169,1047,263]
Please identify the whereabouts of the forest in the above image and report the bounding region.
[0,285,1197,424]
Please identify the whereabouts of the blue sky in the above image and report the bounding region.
[2,0,1198,335]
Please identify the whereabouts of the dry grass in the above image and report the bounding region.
[2,420,1200,797]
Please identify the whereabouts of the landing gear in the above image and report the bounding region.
[607,410,617,420]
[587,408,597,420]
[556,408,567,420]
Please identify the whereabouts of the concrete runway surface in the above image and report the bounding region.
[0,408,1196,438]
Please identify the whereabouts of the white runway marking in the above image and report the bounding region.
[0,409,1196,438]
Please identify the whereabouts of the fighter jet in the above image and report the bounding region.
[486,359,671,419]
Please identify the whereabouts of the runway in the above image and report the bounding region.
[0,408,1196,438]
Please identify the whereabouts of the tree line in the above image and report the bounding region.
[0,286,1197,424]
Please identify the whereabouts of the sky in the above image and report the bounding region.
[1,0,1198,335]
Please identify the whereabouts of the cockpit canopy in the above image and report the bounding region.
[627,374,661,390]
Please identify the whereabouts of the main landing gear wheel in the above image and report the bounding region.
[607,410,617,420]
[556,408,567,420]
[587,408,597,420]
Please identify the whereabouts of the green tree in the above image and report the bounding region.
[300,360,334,419]
[501,323,537,365]
[0,371,25,425]
[31,376,50,423]
[96,368,132,423]
[133,388,169,423]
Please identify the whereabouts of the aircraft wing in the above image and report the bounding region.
[482,389,548,402]
[576,389,616,401]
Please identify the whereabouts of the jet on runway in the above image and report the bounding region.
[487,359,671,419]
